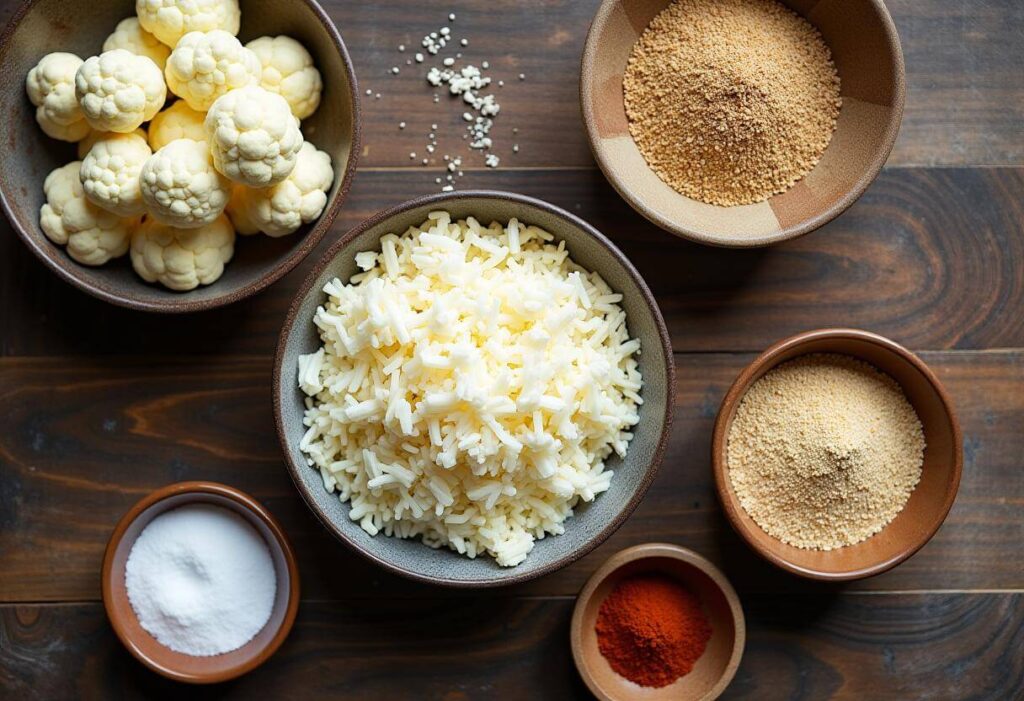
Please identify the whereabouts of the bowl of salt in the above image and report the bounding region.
[102,481,300,683]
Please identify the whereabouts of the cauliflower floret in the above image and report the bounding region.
[140,138,230,228]
[136,0,240,48]
[165,30,261,111]
[131,214,235,290]
[77,127,147,159]
[225,185,260,235]
[205,86,303,187]
[40,161,137,265]
[26,52,90,142]
[79,132,152,216]
[228,142,333,237]
[103,17,171,71]
[148,100,207,151]
[246,36,323,120]
[75,50,166,133]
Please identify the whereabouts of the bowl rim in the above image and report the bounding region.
[101,480,301,683]
[272,189,676,587]
[711,328,964,580]
[570,543,746,701]
[0,0,361,313]
[579,0,907,248]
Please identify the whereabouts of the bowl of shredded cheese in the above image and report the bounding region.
[274,191,674,587]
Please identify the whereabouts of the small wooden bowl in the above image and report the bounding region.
[0,0,359,312]
[102,482,300,683]
[712,329,963,580]
[581,0,905,247]
[571,543,745,701]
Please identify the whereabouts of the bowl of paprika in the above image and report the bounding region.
[570,543,745,701]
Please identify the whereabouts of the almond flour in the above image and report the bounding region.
[623,0,841,207]
[726,354,925,550]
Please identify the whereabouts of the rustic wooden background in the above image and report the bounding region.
[1,1,1022,699]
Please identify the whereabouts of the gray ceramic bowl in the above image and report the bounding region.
[274,191,675,587]
[0,0,359,312]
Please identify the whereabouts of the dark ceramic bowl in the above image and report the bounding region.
[274,191,675,587]
[712,329,962,580]
[581,0,905,247]
[102,482,300,683]
[0,0,359,312]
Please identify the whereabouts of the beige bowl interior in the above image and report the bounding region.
[581,0,905,247]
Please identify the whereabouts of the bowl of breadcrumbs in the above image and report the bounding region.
[711,329,962,581]
[581,0,905,247]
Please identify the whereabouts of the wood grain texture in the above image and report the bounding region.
[2,594,1021,700]
[2,351,1020,602]
[2,167,1023,356]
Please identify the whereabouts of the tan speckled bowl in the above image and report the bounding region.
[581,0,905,247]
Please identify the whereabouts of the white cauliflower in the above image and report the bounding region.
[140,138,230,228]
[26,52,90,142]
[131,214,235,290]
[246,35,323,120]
[165,30,261,111]
[148,100,206,151]
[103,17,171,71]
[79,132,152,216]
[205,86,303,187]
[75,50,166,133]
[227,142,333,237]
[77,127,147,159]
[136,0,240,48]
[40,161,137,265]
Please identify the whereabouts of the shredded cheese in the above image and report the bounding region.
[297,212,642,566]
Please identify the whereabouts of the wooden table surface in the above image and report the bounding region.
[2,1,1022,699]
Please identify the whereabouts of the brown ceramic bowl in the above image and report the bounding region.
[581,0,905,247]
[102,482,300,683]
[571,543,745,701]
[274,190,675,587]
[0,0,359,312]
[712,329,962,580]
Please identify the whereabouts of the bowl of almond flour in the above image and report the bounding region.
[711,329,962,580]
[581,0,905,247]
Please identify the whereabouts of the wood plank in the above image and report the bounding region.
[0,0,1020,170]
[1,351,1020,602]
[3,167,1023,356]
[2,594,1021,699]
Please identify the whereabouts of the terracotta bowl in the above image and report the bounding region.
[571,543,745,701]
[102,482,300,683]
[274,190,675,587]
[712,329,962,580]
[581,0,905,247]
[0,0,359,312]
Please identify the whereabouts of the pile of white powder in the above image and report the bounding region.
[125,503,277,656]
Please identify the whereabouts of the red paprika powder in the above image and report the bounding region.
[594,574,712,688]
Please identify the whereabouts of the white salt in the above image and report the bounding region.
[125,504,277,657]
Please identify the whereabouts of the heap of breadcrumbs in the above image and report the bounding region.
[623,0,842,206]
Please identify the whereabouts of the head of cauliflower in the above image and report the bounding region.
[40,161,138,265]
[26,52,90,142]
[80,132,153,217]
[103,17,171,71]
[165,30,261,112]
[246,35,323,120]
[136,0,241,48]
[131,214,235,291]
[148,100,207,151]
[228,142,334,237]
[205,86,303,188]
[140,138,231,229]
[75,50,167,133]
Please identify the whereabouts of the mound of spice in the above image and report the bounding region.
[623,0,842,206]
[595,574,712,687]
[727,354,925,550]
